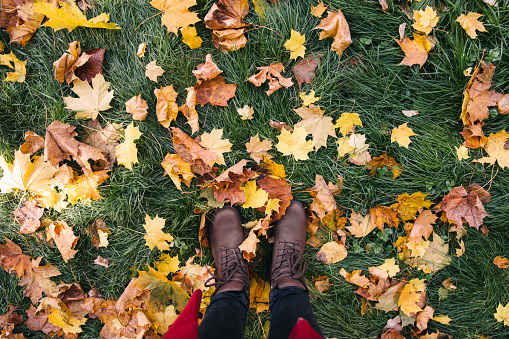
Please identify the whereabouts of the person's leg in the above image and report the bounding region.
[198,290,248,339]
[268,286,323,339]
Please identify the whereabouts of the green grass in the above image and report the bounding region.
[1,0,509,338]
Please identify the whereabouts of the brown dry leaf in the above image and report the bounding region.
[307,174,337,220]
[370,206,399,231]
[25,305,60,334]
[378,0,388,11]
[312,275,332,293]
[292,52,321,88]
[171,127,217,172]
[367,153,403,178]
[45,120,106,172]
[395,33,435,68]
[375,280,406,312]
[154,85,179,128]
[499,94,509,114]
[195,75,237,107]
[0,237,32,278]
[239,227,259,261]
[149,0,199,34]
[161,153,195,191]
[316,241,347,264]
[82,120,123,168]
[460,124,486,149]
[245,134,273,163]
[269,120,293,132]
[494,256,509,269]
[434,185,488,229]
[347,211,376,237]
[210,28,247,52]
[211,166,253,205]
[247,63,294,96]
[48,220,79,262]
[19,257,61,304]
[477,130,509,169]
[13,200,44,234]
[94,255,109,267]
[408,210,437,242]
[416,306,434,333]
[74,48,105,83]
[125,94,149,121]
[5,2,44,47]
[53,41,86,84]
[204,0,248,52]
[339,268,370,288]
[179,87,200,134]
[381,329,404,339]
[294,105,336,150]
[143,214,174,251]
[20,131,44,155]
[314,10,351,56]
[192,54,222,80]
[86,219,111,249]
[256,176,293,221]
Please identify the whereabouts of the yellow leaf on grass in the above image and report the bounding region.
[477,130,509,169]
[395,33,435,68]
[155,254,180,275]
[377,258,400,278]
[258,156,285,178]
[412,6,439,35]
[237,105,254,120]
[161,153,195,191]
[246,135,272,163]
[456,145,469,160]
[456,12,487,39]
[63,73,114,120]
[314,10,351,56]
[391,191,432,221]
[284,29,306,60]
[33,0,119,32]
[339,268,370,288]
[433,315,452,324]
[241,180,269,209]
[391,123,416,148]
[146,60,165,82]
[311,2,327,17]
[316,241,347,264]
[181,26,203,49]
[276,126,315,161]
[198,128,232,166]
[494,256,509,269]
[398,278,426,316]
[149,0,200,35]
[143,214,174,251]
[347,211,376,237]
[495,302,509,326]
[294,106,336,150]
[334,113,363,136]
[137,43,146,58]
[0,52,27,82]
[63,170,109,205]
[154,85,179,128]
[115,122,142,170]
[300,91,320,106]
[48,308,87,334]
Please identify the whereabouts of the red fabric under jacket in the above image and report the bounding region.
[162,289,322,339]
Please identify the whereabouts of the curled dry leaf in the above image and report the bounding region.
[0,238,32,278]
[204,0,248,52]
[4,2,44,47]
[314,10,352,56]
[125,94,149,121]
[86,219,111,249]
[239,228,260,261]
[154,85,179,128]
[20,131,44,155]
[307,174,338,220]
[12,200,44,234]
[193,54,222,80]
[367,153,403,179]
[137,43,146,58]
[247,63,294,96]
[269,120,293,132]
[179,87,200,133]
[161,154,195,191]
[292,52,321,88]
[48,220,79,262]
[82,120,124,168]
[94,255,109,267]
[494,256,509,269]
[312,275,332,293]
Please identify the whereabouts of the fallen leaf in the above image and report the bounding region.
[378,0,388,11]
[0,51,26,82]
[20,131,44,155]
[316,241,347,264]
[63,170,109,205]
[370,205,399,230]
[377,258,400,278]
[33,0,120,32]
[314,10,351,56]
[149,0,199,34]
[161,154,195,191]
[395,33,435,68]
[311,2,327,17]
[416,306,434,332]
[294,105,336,150]
[0,238,32,278]
[143,214,174,251]
[412,6,439,34]
[82,120,124,167]
[269,120,293,132]
[115,122,142,170]
[284,29,306,60]
[53,41,88,84]
[402,110,419,117]
[86,219,111,249]
[171,127,217,170]
[339,268,370,287]
[145,60,165,82]
[48,220,78,262]
[456,145,469,160]
[494,303,509,326]
[499,94,509,114]
[493,256,509,269]
[94,255,109,267]
[292,52,321,88]
[197,128,232,166]
[192,54,222,80]
[255,156,285,178]
[195,75,237,107]
[477,130,509,169]
[398,278,426,316]
[246,135,272,163]
[125,94,149,121]
[391,123,416,148]
[74,47,105,83]
[434,185,488,229]
[249,269,270,313]
[414,232,451,273]
[334,112,363,136]
[154,85,179,128]
[25,305,60,334]
[456,12,487,39]
[237,105,254,120]
[181,26,203,49]
[13,200,44,234]
[300,90,320,106]
[137,43,146,58]
[347,211,376,237]
[312,275,332,293]
[367,153,403,179]
[239,227,260,261]
[47,307,87,334]
[276,126,315,160]
[179,87,200,134]
[5,2,44,47]
[240,180,269,209]
[155,254,180,275]
[391,192,432,222]
[256,176,293,221]
[247,63,293,96]
[307,174,337,220]
[432,315,452,325]
[408,210,437,242]
[19,257,61,304]
[63,73,113,120]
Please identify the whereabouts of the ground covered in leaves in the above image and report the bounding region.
[1,0,509,338]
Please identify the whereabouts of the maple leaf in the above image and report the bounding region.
[53,41,88,84]
[26,305,60,334]
[276,126,316,160]
[408,210,437,242]
[193,54,222,80]
[254,157,286,178]
[20,131,44,156]
[307,174,338,220]
[5,2,44,47]
[0,238,32,278]
[181,26,203,49]
[339,268,370,288]
[369,205,399,230]
[0,151,57,196]
[300,91,320,106]
[316,241,347,264]
[247,63,294,96]
[434,185,488,230]
[313,275,332,293]
[137,43,146,58]
[149,0,199,34]
[377,258,400,278]
[195,75,237,107]
[335,112,363,136]
[197,128,232,166]
[145,60,165,82]
[412,6,439,34]
[161,153,195,190]
[237,105,254,120]
[115,122,142,170]
[292,52,321,88]
[47,307,87,334]
[477,130,509,168]
[414,232,451,273]
[314,10,352,56]
[495,302,509,326]
[155,253,180,275]
[391,191,433,221]
[125,94,149,121]
[494,256,509,269]
[240,180,269,209]
[375,280,407,312]
[249,269,270,313]
[456,145,469,160]
[294,105,335,150]
[134,267,190,311]
[460,124,486,149]
[395,33,435,68]
[311,2,327,17]
[33,0,120,31]
[143,214,174,251]
[0,51,26,82]
[391,123,416,148]
[367,153,403,179]
[63,169,109,204]
[179,87,200,133]
[398,278,426,316]
[256,176,293,221]
[239,227,260,261]
[19,257,61,304]
[211,27,248,52]
[171,127,217,169]
[347,211,376,237]
[63,73,113,120]
[86,219,111,249]
[12,200,44,234]
[456,12,487,39]
[154,85,179,128]
[47,220,78,262]
[284,29,306,60]
[83,120,124,167]
[204,0,248,30]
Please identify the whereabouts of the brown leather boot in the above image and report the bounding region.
[271,200,309,291]
[205,206,250,296]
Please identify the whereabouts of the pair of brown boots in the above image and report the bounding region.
[206,200,309,296]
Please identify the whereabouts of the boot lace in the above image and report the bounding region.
[271,240,308,287]
[205,247,249,295]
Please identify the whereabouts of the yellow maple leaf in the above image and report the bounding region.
[0,151,57,196]
[155,253,180,275]
[63,73,114,120]
[314,10,351,56]
[48,308,87,334]
[258,156,285,178]
[456,12,487,39]
[198,128,232,166]
[135,267,189,311]
[495,302,509,326]
[477,130,509,169]
[239,228,260,261]
[63,170,109,205]
[336,135,355,157]
[456,145,469,160]
[299,90,321,106]
[294,106,336,150]
[245,135,272,163]
[125,94,149,121]
[346,211,376,237]
[241,180,269,209]
[432,315,452,325]
[377,258,400,278]
[265,198,281,215]
[146,60,165,82]
[149,0,200,35]
[284,29,306,60]
[391,191,432,221]
[391,123,416,148]
[33,0,119,32]
[311,2,327,17]
[161,153,195,190]
[0,52,27,82]
[276,126,315,161]
[316,241,348,264]
[154,85,179,128]
[115,122,142,170]
[398,278,426,316]
[412,6,439,34]
[143,214,174,251]
[395,33,435,68]
[334,112,363,136]
[237,105,254,120]
[181,26,203,49]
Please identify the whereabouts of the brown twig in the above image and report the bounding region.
[245,21,282,37]
[134,12,161,33]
